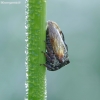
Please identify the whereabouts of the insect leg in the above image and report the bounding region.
[43,64,57,71]
[46,45,53,54]
[46,46,55,61]
[42,51,53,63]
[54,60,70,70]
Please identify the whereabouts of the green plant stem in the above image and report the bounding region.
[25,0,47,100]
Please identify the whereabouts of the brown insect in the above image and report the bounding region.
[43,21,70,71]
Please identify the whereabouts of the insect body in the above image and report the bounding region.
[44,21,70,71]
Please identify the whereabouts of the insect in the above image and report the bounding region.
[43,21,70,71]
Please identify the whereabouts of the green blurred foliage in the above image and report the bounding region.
[0,0,100,100]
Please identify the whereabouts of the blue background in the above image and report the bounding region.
[0,0,100,100]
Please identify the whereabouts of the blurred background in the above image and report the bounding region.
[0,0,100,100]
